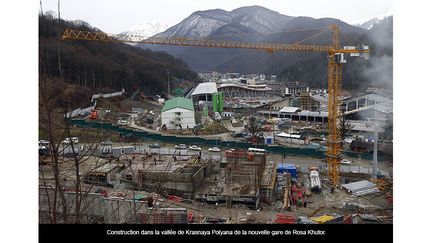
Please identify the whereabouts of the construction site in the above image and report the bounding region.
[39,136,392,224]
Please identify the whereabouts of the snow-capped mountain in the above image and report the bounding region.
[230,6,293,34]
[120,21,169,37]
[356,15,393,30]
[134,5,391,89]
[143,5,365,73]
[156,5,293,38]
[156,9,232,37]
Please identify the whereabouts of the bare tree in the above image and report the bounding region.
[39,77,69,223]
[39,76,106,223]
[246,116,262,145]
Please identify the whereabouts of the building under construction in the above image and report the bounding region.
[122,154,216,198]
[195,151,277,207]
[109,151,278,207]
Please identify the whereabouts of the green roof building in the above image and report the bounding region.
[161,97,195,130]
[161,97,194,112]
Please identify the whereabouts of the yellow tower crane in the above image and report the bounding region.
[62,24,370,191]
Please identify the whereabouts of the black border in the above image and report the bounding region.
[39,224,393,242]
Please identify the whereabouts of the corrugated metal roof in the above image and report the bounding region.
[279,107,301,113]
[219,83,272,91]
[373,103,393,114]
[311,93,328,104]
[161,97,194,112]
[276,132,302,139]
[371,88,393,98]
[364,93,392,104]
[191,82,218,96]
[345,93,392,105]
[344,103,393,115]
[298,110,328,117]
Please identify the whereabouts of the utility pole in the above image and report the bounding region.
[372,122,378,179]
[167,69,170,99]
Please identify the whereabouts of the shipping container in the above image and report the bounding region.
[277,164,297,178]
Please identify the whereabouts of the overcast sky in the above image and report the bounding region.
[41,0,393,34]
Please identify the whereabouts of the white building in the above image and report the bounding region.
[190,82,218,108]
[161,97,196,130]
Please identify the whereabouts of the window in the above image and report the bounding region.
[121,149,125,154]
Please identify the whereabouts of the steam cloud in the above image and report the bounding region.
[355,16,393,128]
[362,16,393,90]
[363,55,393,90]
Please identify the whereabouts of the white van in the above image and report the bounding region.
[247,148,267,155]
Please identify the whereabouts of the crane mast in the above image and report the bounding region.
[327,24,343,191]
[62,25,369,192]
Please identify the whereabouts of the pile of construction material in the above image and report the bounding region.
[274,214,296,224]
[344,202,383,212]
[297,216,316,224]
[310,214,344,224]
[341,180,379,196]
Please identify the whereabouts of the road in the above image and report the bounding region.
[129,114,234,140]
[98,141,391,175]
[134,145,222,161]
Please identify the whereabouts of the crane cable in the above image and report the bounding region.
[198,26,330,39]
[292,28,331,45]
[113,26,330,42]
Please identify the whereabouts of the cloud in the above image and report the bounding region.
[363,55,393,89]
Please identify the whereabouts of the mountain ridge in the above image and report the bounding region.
[120,21,169,37]
[135,6,392,89]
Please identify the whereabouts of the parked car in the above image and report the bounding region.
[189,145,202,151]
[39,140,50,146]
[208,147,221,152]
[149,143,161,149]
[341,159,351,165]
[175,144,187,150]
[62,137,79,144]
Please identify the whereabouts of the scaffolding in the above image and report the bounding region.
[224,151,267,206]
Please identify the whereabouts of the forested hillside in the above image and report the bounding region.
[39,14,199,96]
